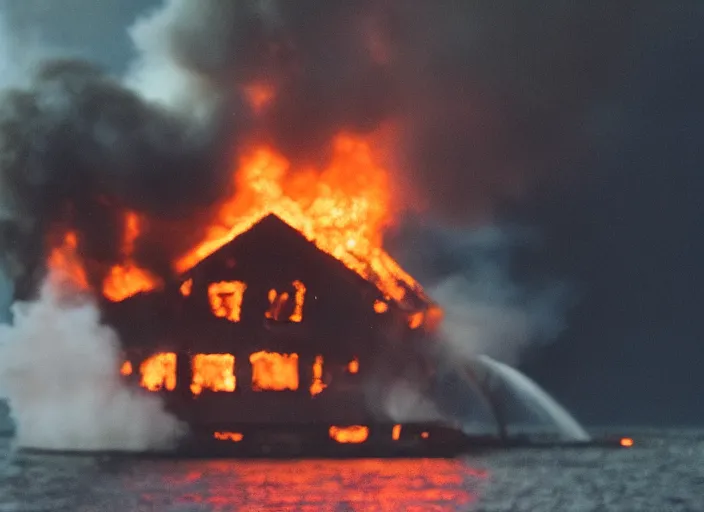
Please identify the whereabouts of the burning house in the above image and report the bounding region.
[0,2,599,455]
[105,211,449,454]
[7,134,590,456]
[38,132,463,456]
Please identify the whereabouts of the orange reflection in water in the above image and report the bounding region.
[163,459,487,511]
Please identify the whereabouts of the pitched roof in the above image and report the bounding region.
[188,213,434,312]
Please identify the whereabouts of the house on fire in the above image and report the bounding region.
[106,213,444,435]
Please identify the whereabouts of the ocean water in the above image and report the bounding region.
[0,429,702,511]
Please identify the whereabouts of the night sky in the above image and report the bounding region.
[0,0,702,426]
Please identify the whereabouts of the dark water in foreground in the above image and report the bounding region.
[0,429,702,511]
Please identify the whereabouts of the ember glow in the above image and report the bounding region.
[620,437,634,448]
[139,352,177,392]
[243,82,275,115]
[190,354,236,396]
[329,425,369,444]
[348,357,359,374]
[102,212,163,302]
[213,431,244,442]
[250,351,299,391]
[208,281,247,322]
[174,134,427,305]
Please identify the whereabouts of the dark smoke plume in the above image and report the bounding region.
[0,0,657,298]
[127,0,645,217]
[0,59,235,294]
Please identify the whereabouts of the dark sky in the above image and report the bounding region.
[1,1,702,426]
[520,8,704,426]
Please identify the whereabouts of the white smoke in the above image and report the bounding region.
[429,227,571,366]
[126,1,206,113]
[124,0,233,121]
[382,380,444,423]
[0,276,186,451]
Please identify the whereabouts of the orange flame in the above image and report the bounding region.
[208,281,247,322]
[174,133,426,305]
[190,354,236,396]
[620,437,634,448]
[290,280,306,323]
[265,288,290,321]
[408,311,424,330]
[265,281,306,322]
[103,264,163,302]
[373,299,389,313]
[310,355,326,396]
[47,232,90,291]
[139,352,177,392]
[347,357,359,374]
[392,424,402,441]
[421,431,430,439]
[329,425,369,444]
[120,361,133,377]
[250,351,299,391]
[103,212,163,302]
[214,431,244,442]
[180,278,193,297]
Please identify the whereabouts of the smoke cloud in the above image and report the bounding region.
[0,275,186,451]
[389,219,573,365]
[0,0,655,295]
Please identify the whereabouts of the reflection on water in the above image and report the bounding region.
[0,443,488,512]
[5,431,704,511]
[136,459,487,511]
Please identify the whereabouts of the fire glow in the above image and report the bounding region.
[208,281,247,322]
[47,232,89,291]
[43,130,439,334]
[174,134,426,304]
[139,352,177,392]
[329,425,369,444]
[103,212,163,302]
[190,354,236,396]
[310,355,326,396]
[250,351,299,391]
[214,431,244,442]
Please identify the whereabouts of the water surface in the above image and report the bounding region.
[1,429,701,511]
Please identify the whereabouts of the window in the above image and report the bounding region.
[249,351,299,391]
